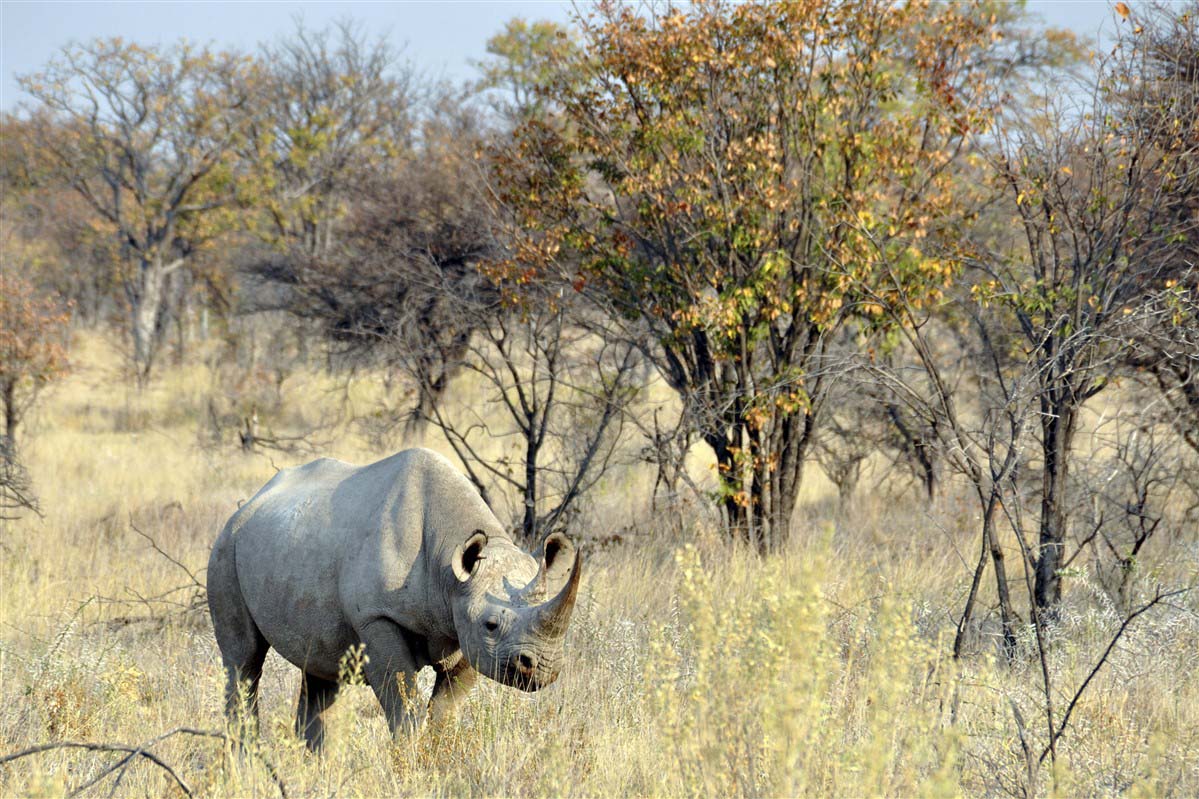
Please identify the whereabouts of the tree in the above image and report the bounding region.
[493,0,1017,550]
[974,6,1199,610]
[245,20,414,263]
[254,85,637,537]
[856,256,1037,659]
[0,274,71,448]
[416,290,638,541]
[1120,1,1199,460]
[1126,289,1199,456]
[475,18,579,122]
[814,362,944,504]
[251,91,497,424]
[1074,413,1194,613]
[17,39,256,383]
[0,273,70,519]
[1,115,124,325]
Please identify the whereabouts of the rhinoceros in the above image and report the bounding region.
[207,447,581,750]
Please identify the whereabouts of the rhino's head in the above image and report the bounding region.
[449,530,581,691]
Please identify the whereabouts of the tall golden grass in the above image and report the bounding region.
[1,332,1196,797]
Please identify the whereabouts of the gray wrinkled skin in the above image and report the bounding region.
[207,448,581,751]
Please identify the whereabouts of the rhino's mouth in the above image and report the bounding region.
[502,666,557,692]
[485,645,560,692]
[497,655,559,692]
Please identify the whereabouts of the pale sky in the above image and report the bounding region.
[0,1,1123,112]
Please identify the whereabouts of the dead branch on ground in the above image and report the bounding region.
[93,518,207,627]
[0,726,287,798]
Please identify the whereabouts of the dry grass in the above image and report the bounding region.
[1,333,1197,797]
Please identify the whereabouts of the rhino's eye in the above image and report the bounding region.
[484,619,500,633]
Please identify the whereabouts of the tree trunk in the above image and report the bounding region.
[2,379,16,448]
[678,324,822,552]
[768,409,815,553]
[921,455,939,501]
[523,435,540,542]
[886,403,939,501]
[131,257,168,386]
[705,429,750,542]
[984,492,1019,660]
[770,456,804,552]
[703,408,815,554]
[1034,399,1076,612]
[916,436,938,501]
[174,284,189,366]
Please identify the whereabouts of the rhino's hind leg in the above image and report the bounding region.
[296,673,339,752]
[216,624,269,743]
[208,537,270,744]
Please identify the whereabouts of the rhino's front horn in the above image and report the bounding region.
[531,551,582,638]
[524,553,548,602]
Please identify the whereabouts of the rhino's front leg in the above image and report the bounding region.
[359,618,425,737]
[429,658,478,727]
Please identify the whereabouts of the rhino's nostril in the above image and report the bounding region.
[517,652,537,672]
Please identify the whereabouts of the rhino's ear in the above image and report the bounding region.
[452,530,489,583]
[538,532,576,585]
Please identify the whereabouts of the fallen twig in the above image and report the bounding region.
[90,519,208,626]
[0,726,287,798]
[75,727,226,798]
[129,517,205,591]
[0,740,191,796]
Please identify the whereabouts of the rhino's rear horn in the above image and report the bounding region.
[452,530,489,583]
[531,551,581,638]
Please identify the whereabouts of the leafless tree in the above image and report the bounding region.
[1124,281,1199,458]
[412,293,639,540]
[249,91,494,425]
[811,395,876,507]
[975,8,1199,610]
[631,405,710,525]
[246,19,415,262]
[17,40,256,383]
[1072,414,1191,612]
[859,287,1036,660]
[0,444,39,522]
[1123,4,1199,451]
[250,84,640,538]
[817,343,946,505]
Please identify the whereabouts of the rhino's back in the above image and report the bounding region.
[220,449,465,677]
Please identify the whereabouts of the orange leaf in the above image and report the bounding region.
[1115,2,1131,19]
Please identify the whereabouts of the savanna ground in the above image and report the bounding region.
[1,332,1197,798]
